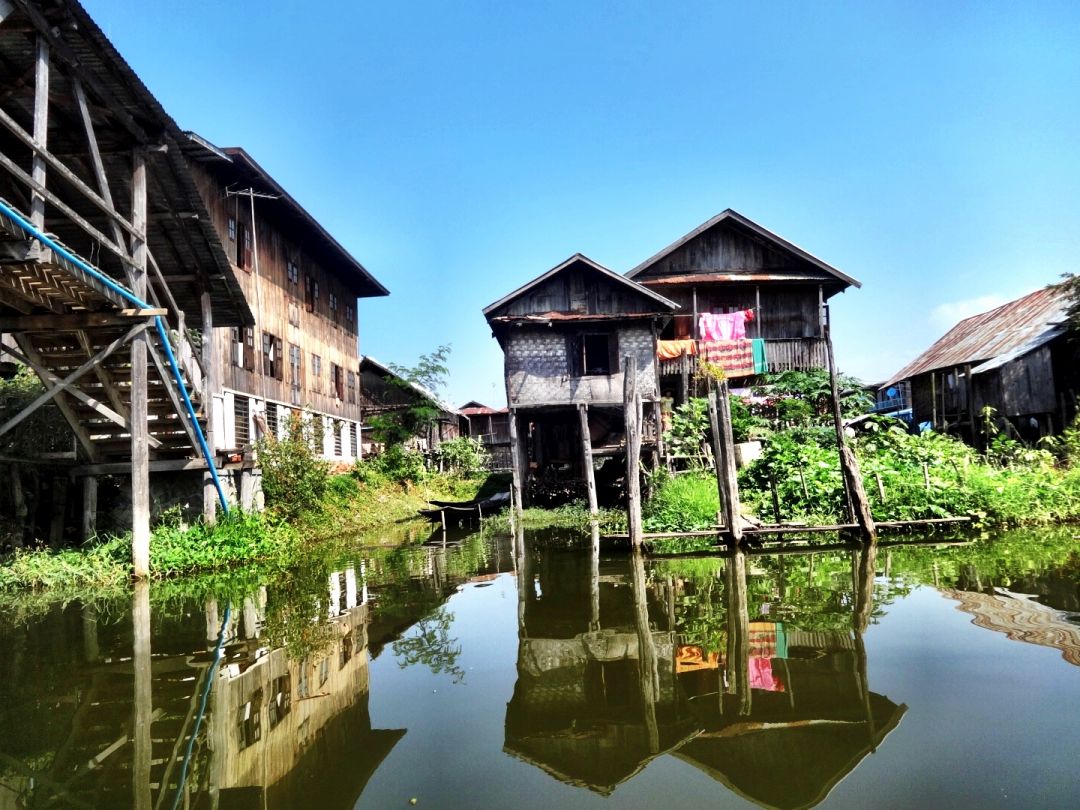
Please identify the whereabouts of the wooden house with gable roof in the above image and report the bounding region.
[627,209,860,399]
[484,254,677,505]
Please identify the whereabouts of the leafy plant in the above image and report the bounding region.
[434,436,489,477]
[257,413,330,520]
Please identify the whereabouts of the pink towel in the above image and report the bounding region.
[698,310,753,341]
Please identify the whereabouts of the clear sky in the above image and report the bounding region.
[86,0,1080,406]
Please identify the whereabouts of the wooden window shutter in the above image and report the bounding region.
[274,337,284,381]
[244,328,256,371]
[566,334,582,377]
[608,331,620,376]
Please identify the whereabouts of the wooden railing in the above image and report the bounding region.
[658,338,828,378]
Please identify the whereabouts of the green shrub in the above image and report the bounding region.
[353,445,427,485]
[257,414,330,520]
[327,474,360,499]
[434,437,488,477]
[643,472,721,532]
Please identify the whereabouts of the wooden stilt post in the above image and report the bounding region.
[624,355,643,548]
[30,36,48,232]
[508,408,525,514]
[824,317,876,543]
[48,476,67,548]
[578,404,598,517]
[680,349,690,407]
[706,387,726,523]
[130,149,150,577]
[708,380,743,544]
[201,290,219,523]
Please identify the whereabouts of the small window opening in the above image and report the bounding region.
[583,334,612,375]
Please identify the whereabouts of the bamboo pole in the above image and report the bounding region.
[579,404,598,516]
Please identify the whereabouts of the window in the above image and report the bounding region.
[289,344,302,405]
[268,674,291,729]
[311,354,321,393]
[346,371,356,404]
[233,327,255,370]
[350,424,359,457]
[331,363,344,400]
[288,301,300,327]
[333,420,343,456]
[234,395,250,446]
[227,216,236,241]
[340,630,353,669]
[329,291,338,318]
[265,402,279,437]
[238,688,263,750]
[232,327,243,367]
[312,414,324,449]
[237,221,252,270]
[262,332,283,380]
[318,657,330,687]
[286,256,300,287]
[344,303,354,331]
[583,333,615,376]
[305,275,319,313]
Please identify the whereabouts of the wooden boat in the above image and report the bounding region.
[419,491,510,524]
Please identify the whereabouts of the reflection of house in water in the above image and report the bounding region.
[505,545,697,794]
[209,568,405,810]
[505,543,906,808]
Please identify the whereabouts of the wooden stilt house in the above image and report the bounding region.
[483,254,677,506]
[626,209,860,402]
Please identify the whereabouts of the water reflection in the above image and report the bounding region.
[1,527,1079,808]
[505,535,906,807]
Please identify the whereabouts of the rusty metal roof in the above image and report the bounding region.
[883,286,1069,388]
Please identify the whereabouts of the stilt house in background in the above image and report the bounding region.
[483,254,677,506]
[460,400,511,470]
[626,209,860,403]
[358,355,463,456]
[0,1,386,558]
[882,286,1077,444]
[183,138,388,467]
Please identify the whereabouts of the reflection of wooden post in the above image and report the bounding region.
[630,550,660,753]
[726,551,751,716]
[516,521,528,637]
[853,545,878,748]
[624,356,643,547]
[132,580,152,810]
[579,404,598,516]
[82,601,99,663]
[825,320,876,543]
[589,521,601,632]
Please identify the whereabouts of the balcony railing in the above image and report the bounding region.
[658,338,828,378]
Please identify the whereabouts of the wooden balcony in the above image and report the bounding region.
[658,338,828,379]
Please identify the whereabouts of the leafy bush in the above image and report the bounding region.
[353,444,427,485]
[257,414,330,520]
[151,509,295,575]
[643,471,720,532]
[327,474,360,499]
[434,437,489,477]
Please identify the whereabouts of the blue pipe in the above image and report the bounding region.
[170,603,231,810]
[0,198,229,512]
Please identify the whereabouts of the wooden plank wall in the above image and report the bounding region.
[660,284,822,340]
[496,266,659,318]
[191,164,362,424]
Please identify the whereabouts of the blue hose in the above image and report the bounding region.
[0,198,229,512]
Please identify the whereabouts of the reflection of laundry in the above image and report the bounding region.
[748,621,787,659]
[676,644,722,674]
[749,656,785,692]
[699,339,755,377]
[656,339,698,361]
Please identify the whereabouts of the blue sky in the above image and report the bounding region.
[86,0,1080,406]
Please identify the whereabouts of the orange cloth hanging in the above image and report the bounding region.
[656,339,698,361]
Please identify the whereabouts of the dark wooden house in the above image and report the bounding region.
[184,137,388,464]
[460,400,511,470]
[358,355,463,455]
[626,209,860,400]
[882,286,1077,443]
[483,254,677,505]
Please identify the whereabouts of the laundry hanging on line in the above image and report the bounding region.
[698,308,755,341]
[698,339,756,377]
[656,339,698,361]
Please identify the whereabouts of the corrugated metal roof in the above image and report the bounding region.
[883,286,1069,388]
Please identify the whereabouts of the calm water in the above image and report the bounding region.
[1,526,1078,809]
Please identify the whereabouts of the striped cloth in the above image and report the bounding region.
[698,339,756,377]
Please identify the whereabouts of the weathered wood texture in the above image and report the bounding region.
[492,264,663,318]
[504,324,659,407]
[624,355,643,547]
[578,404,598,516]
[190,164,362,423]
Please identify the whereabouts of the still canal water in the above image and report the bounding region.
[1,526,1078,809]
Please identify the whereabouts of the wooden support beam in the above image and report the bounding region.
[825,320,876,543]
[624,354,643,547]
[2,332,161,447]
[30,34,47,230]
[716,380,743,544]
[130,149,150,579]
[0,308,165,332]
[200,290,219,522]
[72,78,130,258]
[70,457,211,477]
[10,335,97,460]
[578,403,598,516]
[81,476,97,542]
[508,407,524,514]
[0,324,147,441]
